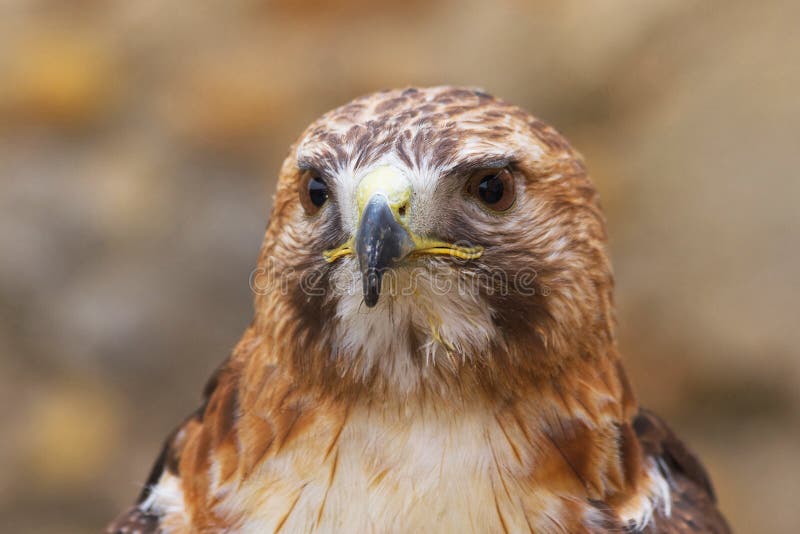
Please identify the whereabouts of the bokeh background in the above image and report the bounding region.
[1,0,798,532]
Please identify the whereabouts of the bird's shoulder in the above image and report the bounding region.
[105,359,234,533]
[633,409,731,534]
[106,331,314,533]
[105,403,206,533]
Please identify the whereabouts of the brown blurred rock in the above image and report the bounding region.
[21,380,121,488]
[161,48,294,155]
[0,29,121,128]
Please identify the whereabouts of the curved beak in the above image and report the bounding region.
[356,195,415,307]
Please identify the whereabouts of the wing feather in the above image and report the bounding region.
[634,409,731,534]
[105,505,162,534]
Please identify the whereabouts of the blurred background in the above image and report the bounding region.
[1,0,798,532]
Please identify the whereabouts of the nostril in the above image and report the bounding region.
[398,204,407,217]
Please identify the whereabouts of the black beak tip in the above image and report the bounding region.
[362,270,381,308]
[364,292,379,308]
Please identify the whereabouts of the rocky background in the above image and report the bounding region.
[1,1,798,532]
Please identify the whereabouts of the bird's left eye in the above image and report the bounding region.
[300,171,329,214]
[466,167,516,211]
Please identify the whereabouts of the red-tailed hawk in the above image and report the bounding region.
[108,87,729,533]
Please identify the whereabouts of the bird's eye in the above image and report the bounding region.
[466,167,516,211]
[300,171,329,214]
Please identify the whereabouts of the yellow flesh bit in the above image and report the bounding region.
[410,237,484,260]
[322,239,354,263]
[323,239,482,263]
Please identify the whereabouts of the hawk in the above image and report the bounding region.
[108,87,730,533]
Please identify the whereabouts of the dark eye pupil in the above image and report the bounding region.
[308,177,328,207]
[477,174,504,204]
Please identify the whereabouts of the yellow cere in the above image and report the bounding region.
[356,165,412,218]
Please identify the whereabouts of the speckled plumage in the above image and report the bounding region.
[108,87,729,533]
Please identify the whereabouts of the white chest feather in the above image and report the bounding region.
[147,406,668,533]
[226,408,514,533]
[219,407,606,533]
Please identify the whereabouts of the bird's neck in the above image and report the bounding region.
[245,269,646,497]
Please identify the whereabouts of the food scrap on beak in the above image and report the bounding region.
[323,165,484,307]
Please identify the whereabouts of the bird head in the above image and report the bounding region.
[254,87,614,398]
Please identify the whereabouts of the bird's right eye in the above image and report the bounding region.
[300,171,329,214]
